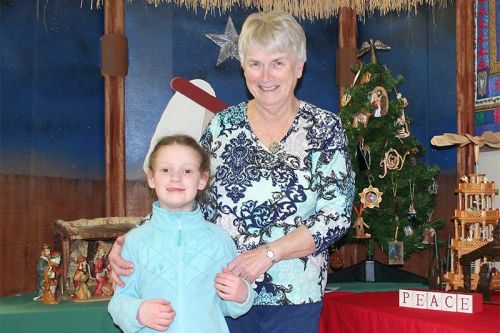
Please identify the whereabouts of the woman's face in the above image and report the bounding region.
[243,49,304,110]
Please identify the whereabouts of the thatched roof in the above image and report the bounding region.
[91,0,451,20]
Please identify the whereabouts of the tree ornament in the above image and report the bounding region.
[353,204,371,238]
[356,138,371,171]
[396,92,409,108]
[341,93,352,107]
[368,86,388,117]
[403,225,414,236]
[422,227,436,244]
[342,67,363,107]
[352,108,372,128]
[358,39,391,65]
[359,185,383,208]
[360,72,372,84]
[379,148,409,178]
[407,180,417,224]
[428,177,439,195]
[389,175,400,216]
[388,241,404,265]
[395,112,410,141]
[394,92,410,141]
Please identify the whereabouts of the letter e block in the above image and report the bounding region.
[413,290,428,309]
[457,293,483,313]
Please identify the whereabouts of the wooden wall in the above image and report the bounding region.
[0,175,105,296]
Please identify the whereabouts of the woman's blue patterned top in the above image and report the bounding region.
[200,100,355,305]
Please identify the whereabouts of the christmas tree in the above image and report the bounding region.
[338,39,443,259]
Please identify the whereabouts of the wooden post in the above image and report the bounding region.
[103,0,126,216]
[337,7,357,110]
[456,0,475,177]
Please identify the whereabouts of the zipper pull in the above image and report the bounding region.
[177,217,182,246]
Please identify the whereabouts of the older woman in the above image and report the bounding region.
[110,10,354,332]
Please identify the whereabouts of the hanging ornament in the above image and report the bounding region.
[367,86,389,117]
[394,92,410,141]
[395,113,410,141]
[360,72,372,84]
[356,137,371,171]
[353,204,371,238]
[358,39,391,65]
[341,93,352,107]
[396,92,409,108]
[421,210,435,244]
[342,67,364,108]
[379,148,409,178]
[388,223,404,265]
[389,174,400,216]
[403,225,414,236]
[342,67,363,108]
[408,180,417,224]
[352,108,373,128]
[428,177,439,195]
[422,227,436,244]
[359,185,383,208]
[408,147,420,165]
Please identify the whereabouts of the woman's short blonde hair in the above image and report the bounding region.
[238,11,307,67]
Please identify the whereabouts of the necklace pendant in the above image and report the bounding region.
[268,142,281,154]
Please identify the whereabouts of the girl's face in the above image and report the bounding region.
[243,49,304,111]
[147,144,209,212]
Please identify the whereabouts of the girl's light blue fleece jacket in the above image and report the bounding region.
[108,202,255,333]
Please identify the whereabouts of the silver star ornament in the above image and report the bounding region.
[205,17,240,66]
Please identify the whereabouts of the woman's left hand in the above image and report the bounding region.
[227,246,274,283]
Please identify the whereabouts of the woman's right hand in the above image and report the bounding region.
[109,235,134,287]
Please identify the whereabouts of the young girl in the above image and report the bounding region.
[108,135,254,333]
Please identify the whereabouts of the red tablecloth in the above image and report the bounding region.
[319,291,500,333]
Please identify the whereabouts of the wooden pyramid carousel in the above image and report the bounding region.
[444,173,499,291]
[431,131,500,292]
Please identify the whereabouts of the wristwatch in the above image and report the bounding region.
[265,244,276,264]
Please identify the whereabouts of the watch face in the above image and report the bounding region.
[266,250,274,258]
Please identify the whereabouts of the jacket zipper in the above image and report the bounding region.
[177,217,183,333]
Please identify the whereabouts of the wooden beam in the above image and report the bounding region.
[456,0,475,176]
[338,7,358,110]
[104,0,126,216]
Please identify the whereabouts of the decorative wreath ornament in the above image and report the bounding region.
[359,185,383,208]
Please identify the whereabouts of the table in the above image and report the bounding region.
[319,291,500,333]
[0,292,120,333]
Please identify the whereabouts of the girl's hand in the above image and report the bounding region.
[138,299,176,331]
[215,268,248,303]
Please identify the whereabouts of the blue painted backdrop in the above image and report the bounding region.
[0,0,104,179]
